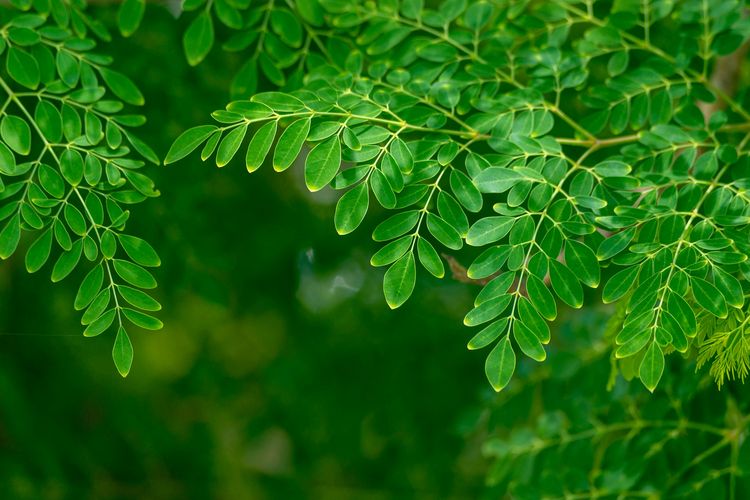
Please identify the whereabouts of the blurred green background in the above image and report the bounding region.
[0,7,492,499]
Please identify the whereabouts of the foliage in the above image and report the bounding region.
[0,0,161,376]
[1,0,750,390]
[2,0,750,497]
[479,307,750,499]
[169,0,750,394]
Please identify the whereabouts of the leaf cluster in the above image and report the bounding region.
[0,0,161,376]
[172,0,750,393]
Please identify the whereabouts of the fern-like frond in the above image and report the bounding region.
[171,0,750,393]
[0,1,161,376]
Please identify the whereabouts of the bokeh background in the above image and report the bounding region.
[0,6,493,499]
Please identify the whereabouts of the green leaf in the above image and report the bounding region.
[216,125,247,167]
[118,234,160,267]
[426,213,462,250]
[713,267,744,309]
[373,211,419,242]
[485,337,515,392]
[370,168,396,209]
[468,319,507,350]
[7,47,39,89]
[245,120,277,173]
[85,112,103,144]
[118,0,145,37]
[513,320,546,362]
[101,232,117,259]
[64,204,87,235]
[118,286,161,311]
[251,92,305,112]
[35,101,63,143]
[123,308,163,330]
[183,12,214,66]
[564,240,600,288]
[113,259,157,289]
[602,266,639,303]
[526,274,556,321]
[450,169,483,212]
[616,329,650,358]
[667,293,697,337]
[439,196,469,235]
[468,246,510,280]
[60,149,84,186]
[270,8,303,47]
[56,50,80,88]
[61,103,82,142]
[334,182,369,235]
[464,295,512,326]
[594,160,630,177]
[124,130,160,165]
[99,68,144,106]
[305,136,341,192]
[112,327,133,377]
[75,264,104,310]
[639,342,664,392]
[466,217,514,246]
[25,228,53,273]
[0,142,17,176]
[165,125,218,164]
[518,297,550,343]
[691,277,728,318]
[417,238,444,278]
[389,138,413,173]
[371,236,412,267]
[383,252,416,309]
[465,1,493,30]
[474,167,523,193]
[273,117,311,172]
[596,227,635,260]
[84,309,117,337]
[1,115,31,155]
[549,260,583,308]
[0,213,21,260]
[51,239,83,282]
[82,289,111,326]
